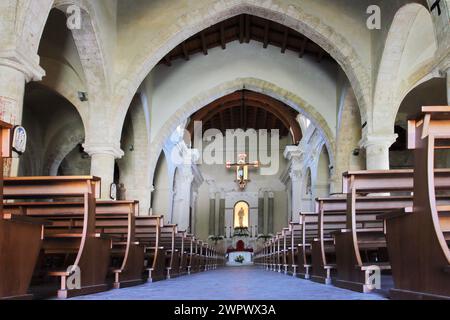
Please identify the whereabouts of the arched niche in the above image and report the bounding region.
[234,201,250,229]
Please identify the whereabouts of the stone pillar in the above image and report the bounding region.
[257,190,265,235]
[0,56,45,176]
[267,192,275,235]
[284,145,304,217]
[172,165,194,231]
[190,191,198,234]
[208,192,216,236]
[83,144,124,199]
[218,195,225,237]
[359,134,398,170]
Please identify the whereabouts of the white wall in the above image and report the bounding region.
[147,41,339,143]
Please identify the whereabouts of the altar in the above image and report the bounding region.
[226,251,253,266]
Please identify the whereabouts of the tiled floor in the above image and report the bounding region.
[70,266,387,300]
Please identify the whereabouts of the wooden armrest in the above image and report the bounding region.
[48,270,70,277]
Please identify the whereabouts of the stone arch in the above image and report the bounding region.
[112,1,371,139]
[39,57,89,127]
[45,123,85,175]
[372,3,437,134]
[52,0,110,95]
[147,78,336,183]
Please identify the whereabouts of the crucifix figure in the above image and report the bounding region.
[226,153,259,190]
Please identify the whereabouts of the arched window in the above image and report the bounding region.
[234,201,249,228]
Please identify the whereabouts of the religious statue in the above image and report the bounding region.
[238,207,245,228]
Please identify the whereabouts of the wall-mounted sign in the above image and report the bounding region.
[12,126,27,155]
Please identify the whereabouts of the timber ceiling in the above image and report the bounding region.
[158,14,334,66]
[187,90,301,143]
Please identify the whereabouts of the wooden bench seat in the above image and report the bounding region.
[375,108,450,299]
[134,215,166,282]
[0,122,49,300]
[3,176,111,299]
[4,200,147,289]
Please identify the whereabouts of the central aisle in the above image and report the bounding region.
[70,267,386,300]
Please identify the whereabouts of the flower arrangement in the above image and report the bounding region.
[234,255,245,263]
[208,235,224,244]
[257,234,273,241]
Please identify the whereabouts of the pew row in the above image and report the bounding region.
[3,176,111,299]
[378,107,450,299]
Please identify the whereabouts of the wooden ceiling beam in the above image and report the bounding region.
[317,50,324,63]
[181,42,190,61]
[263,21,270,48]
[200,32,208,55]
[252,106,258,129]
[262,109,268,130]
[220,23,226,49]
[299,37,308,58]
[163,56,172,66]
[219,108,225,132]
[230,107,234,129]
[245,15,251,43]
[281,28,289,53]
[239,15,245,43]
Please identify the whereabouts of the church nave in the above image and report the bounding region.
[69,266,385,301]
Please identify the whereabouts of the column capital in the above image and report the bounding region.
[83,143,125,159]
[358,133,398,150]
[283,145,304,162]
[0,47,45,82]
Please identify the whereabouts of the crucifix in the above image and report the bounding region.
[226,153,259,190]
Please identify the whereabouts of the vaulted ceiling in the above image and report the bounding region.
[187,90,302,144]
[158,14,334,66]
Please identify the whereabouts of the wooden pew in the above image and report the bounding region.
[184,234,196,274]
[0,121,48,300]
[4,200,146,290]
[281,228,291,274]
[190,237,201,273]
[176,230,187,275]
[334,170,450,292]
[3,176,111,299]
[287,221,302,276]
[297,212,318,280]
[378,107,450,299]
[159,224,179,279]
[134,215,167,282]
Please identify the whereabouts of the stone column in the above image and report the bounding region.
[190,191,198,234]
[284,145,304,217]
[208,192,216,236]
[0,55,45,176]
[218,194,225,237]
[359,134,398,170]
[267,192,275,235]
[257,190,265,235]
[83,144,124,199]
[172,165,194,231]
